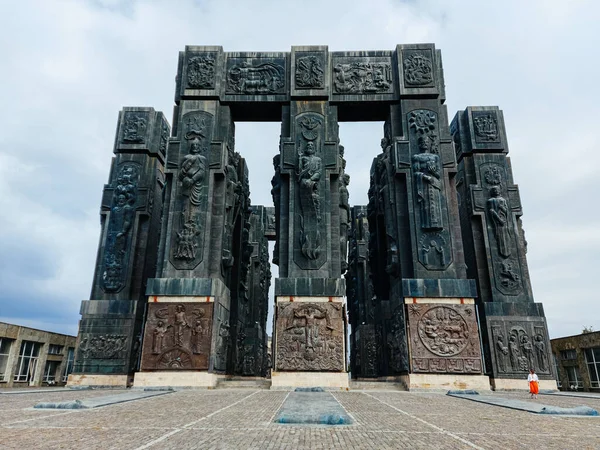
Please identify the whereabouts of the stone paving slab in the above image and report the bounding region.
[33,390,172,409]
[448,393,599,416]
[274,390,353,424]
[2,388,600,449]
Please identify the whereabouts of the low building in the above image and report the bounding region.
[0,322,76,387]
[551,331,600,392]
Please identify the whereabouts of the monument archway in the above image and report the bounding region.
[68,45,556,392]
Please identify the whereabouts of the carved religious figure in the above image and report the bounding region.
[534,334,548,372]
[179,137,207,207]
[412,134,443,230]
[152,320,170,354]
[339,173,350,273]
[270,154,281,265]
[487,186,511,257]
[508,334,520,371]
[521,334,535,370]
[191,315,206,354]
[174,304,190,348]
[495,333,509,372]
[298,141,322,220]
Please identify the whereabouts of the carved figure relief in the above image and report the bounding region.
[78,334,127,360]
[186,54,216,89]
[498,260,521,291]
[171,112,212,267]
[333,61,392,94]
[275,302,344,371]
[420,232,447,269]
[271,154,281,265]
[410,111,444,231]
[408,303,482,374]
[141,303,213,370]
[122,113,147,143]
[159,119,169,155]
[403,51,434,86]
[296,115,324,261]
[387,307,409,373]
[339,172,350,273]
[473,112,499,142]
[227,60,285,94]
[489,321,551,377]
[102,163,140,292]
[295,55,324,89]
[487,186,512,257]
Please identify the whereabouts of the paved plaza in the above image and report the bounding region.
[1,388,599,449]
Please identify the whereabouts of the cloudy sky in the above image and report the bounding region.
[1,0,598,339]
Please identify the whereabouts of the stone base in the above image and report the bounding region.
[133,371,221,388]
[271,371,349,389]
[491,378,558,391]
[407,374,491,391]
[67,374,131,388]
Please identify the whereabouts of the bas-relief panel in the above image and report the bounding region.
[226,57,286,94]
[489,319,551,377]
[331,56,393,95]
[407,303,482,374]
[141,303,213,370]
[275,302,345,372]
[169,111,213,270]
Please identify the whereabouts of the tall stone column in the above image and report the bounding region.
[366,45,487,390]
[69,107,169,387]
[346,206,378,378]
[136,47,253,387]
[451,106,556,390]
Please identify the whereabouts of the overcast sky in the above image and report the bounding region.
[0,0,598,339]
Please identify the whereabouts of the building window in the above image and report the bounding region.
[14,341,41,382]
[0,338,13,382]
[565,366,583,390]
[584,347,600,389]
[560,349,577,360]
[42,360,61,384]
[48,344,63,355]
[553,354,561,388]
[62,347,75,382]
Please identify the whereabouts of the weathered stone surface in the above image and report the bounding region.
[406,303,482,374]
[274,301,345,372]
[141,303,213,371]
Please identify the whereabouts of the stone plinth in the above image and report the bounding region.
[68,374,131,388]
[133,371,220,388]
[274,297,346,372]
[491,378,558,391]
[405,298,483,375]
[270,371,349,389]
[408,374,491,391]
[140,301,214,371]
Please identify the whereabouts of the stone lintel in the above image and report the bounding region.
[67,374,131,388]
[146,278,229,297]
[404,297,474,305]
[276,296,344,303]
[80,299,137,316]
[270,371,349,389]
[275,278,345,297]
[402,278,477,298]
[147,295,214,303]
[483,301,545,318]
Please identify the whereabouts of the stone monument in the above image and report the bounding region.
[68,44,555,392]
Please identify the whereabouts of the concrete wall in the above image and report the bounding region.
[0,322,77,388]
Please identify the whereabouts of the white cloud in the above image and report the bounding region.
[0,0,598,340]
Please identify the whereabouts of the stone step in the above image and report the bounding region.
[349,380,408,391]
[216,378,272,389]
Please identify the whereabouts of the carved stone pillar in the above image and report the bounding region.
[346,206,378,378]
[272,92,349,388]
[69,107,168,387]
[452,106,556,390]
